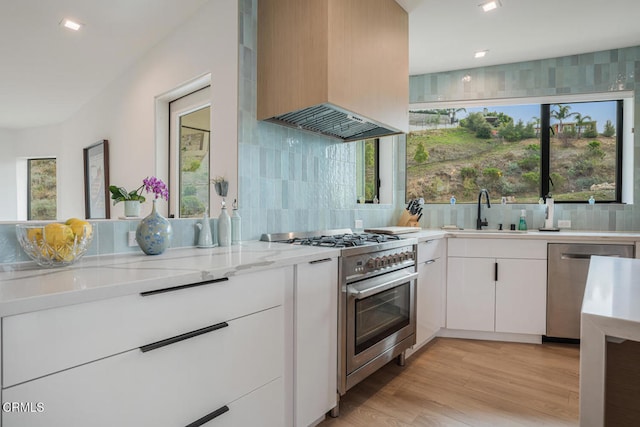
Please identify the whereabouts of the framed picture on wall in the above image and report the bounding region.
[83,140,110,219]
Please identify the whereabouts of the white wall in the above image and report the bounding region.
[0,0,238,220]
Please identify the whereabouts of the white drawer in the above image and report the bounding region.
[448,238,547,259]
[2,306,284,427]
[210,378,284,427]
[417,238,444,263]
[3,266,289,387]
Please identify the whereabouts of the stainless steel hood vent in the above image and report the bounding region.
[265,104,402,142]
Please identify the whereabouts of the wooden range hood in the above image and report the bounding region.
[257,0,408,142]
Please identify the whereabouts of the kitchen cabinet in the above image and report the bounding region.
[294,257,338,426]
[2,267,289,426]
[411,238,446,352]
[446,238,547,335]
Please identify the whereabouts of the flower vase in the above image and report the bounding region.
[136,200,173,255]
[124,200,141,217]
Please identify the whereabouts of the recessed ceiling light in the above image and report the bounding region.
[60,18,83,31]
[479,0,501,12]
[474,50,488,59]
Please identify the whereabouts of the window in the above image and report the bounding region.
[169,86,211,218]
[27,158,56,220]
[356,138,380,203]
[407,98,623,203]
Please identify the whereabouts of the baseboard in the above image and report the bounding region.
[438,328,543,344]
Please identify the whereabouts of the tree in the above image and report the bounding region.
[446,107,466,125]
[573,113,592,138]
[531,116,541,137]
[602,119,615,137]
[551,104,577,135]
[413,141,429,163]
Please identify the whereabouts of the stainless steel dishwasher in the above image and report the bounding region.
[547,243,635,340]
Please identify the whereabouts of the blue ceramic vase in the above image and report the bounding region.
[136,200,172,255]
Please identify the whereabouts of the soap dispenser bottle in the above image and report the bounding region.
[231,199,241,244]
[217,199,231,247]
[518,209,528,231]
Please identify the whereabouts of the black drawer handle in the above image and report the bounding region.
[140,277,229,297]
[495,262,499,282]
[309,258,332,264]
[140,321,229,353]
[185,405,229,427]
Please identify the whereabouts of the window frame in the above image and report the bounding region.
[407,94,628,204]
[356,138,381,203]
[27,157,57,220]
[541,100,623,203]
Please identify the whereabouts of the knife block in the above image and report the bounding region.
[398,210,419,227]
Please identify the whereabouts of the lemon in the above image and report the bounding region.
[66,219,92,239]
[26,227,44,244]
[44,223,74,247]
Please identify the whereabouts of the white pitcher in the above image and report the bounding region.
[196,209,214,247]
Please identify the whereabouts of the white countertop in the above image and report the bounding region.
[579,256,640,426]
[2,228,637,318]
[0,242,340,317]
[405,228,639,243]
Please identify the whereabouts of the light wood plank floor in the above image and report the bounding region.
[319,338,580,427]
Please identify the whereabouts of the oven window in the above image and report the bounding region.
[354,282,410,354]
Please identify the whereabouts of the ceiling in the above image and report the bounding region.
[2,0,640,130]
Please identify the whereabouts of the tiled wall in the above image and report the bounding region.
[410,46,640,232]
[0,218,208,264]
[237,0,400,240]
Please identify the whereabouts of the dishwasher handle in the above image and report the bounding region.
[561,253,625,260]
[561,253,592,260]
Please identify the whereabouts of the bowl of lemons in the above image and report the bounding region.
[16,218,94,267]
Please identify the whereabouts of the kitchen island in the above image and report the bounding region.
[580,256,640,427]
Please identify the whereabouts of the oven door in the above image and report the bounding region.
[346,267,417,374]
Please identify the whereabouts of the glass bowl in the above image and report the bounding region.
[16,222,94,268]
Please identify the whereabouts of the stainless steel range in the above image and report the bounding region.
[261,229,418,415]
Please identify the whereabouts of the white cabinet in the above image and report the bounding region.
[446,238,547,335]
[294,257,338,427]
[2,267,289,427]
[413,238,446,349]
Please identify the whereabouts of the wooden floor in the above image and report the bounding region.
[319,338,580,427]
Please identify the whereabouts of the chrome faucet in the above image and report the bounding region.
[476,189,491,230]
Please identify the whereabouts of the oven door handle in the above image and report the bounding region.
[347,271,418,300]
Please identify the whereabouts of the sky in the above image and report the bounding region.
[460,101,617,132]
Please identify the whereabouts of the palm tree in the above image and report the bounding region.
[447,107,467,125]
[531,116,541,137]
[550,104,577,135]
[573,113,593,138]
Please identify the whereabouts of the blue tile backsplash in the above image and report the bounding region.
[2,3,639,264]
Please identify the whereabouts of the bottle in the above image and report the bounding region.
[231,199,241,244]
[588,196,595,205]
[373,195,379,204]
[217,199,231,247]
[196,208,213,247]
[518,209,528,231]
[450,196,456,205]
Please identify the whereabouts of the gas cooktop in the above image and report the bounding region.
[260,229,401,248]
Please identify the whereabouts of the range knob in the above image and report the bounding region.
[367,258,376,269]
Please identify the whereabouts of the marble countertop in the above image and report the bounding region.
[580,256,640,426]
[0,242,340,317]
[443,229,640,242]
[404,228,639,243]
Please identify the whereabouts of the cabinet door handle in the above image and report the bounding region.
[185,405,229,427]
[140,277,229,297]
[494,262,499,282]
[424,259,436,265]
[309,258,332,264]
[140,321,229,353]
